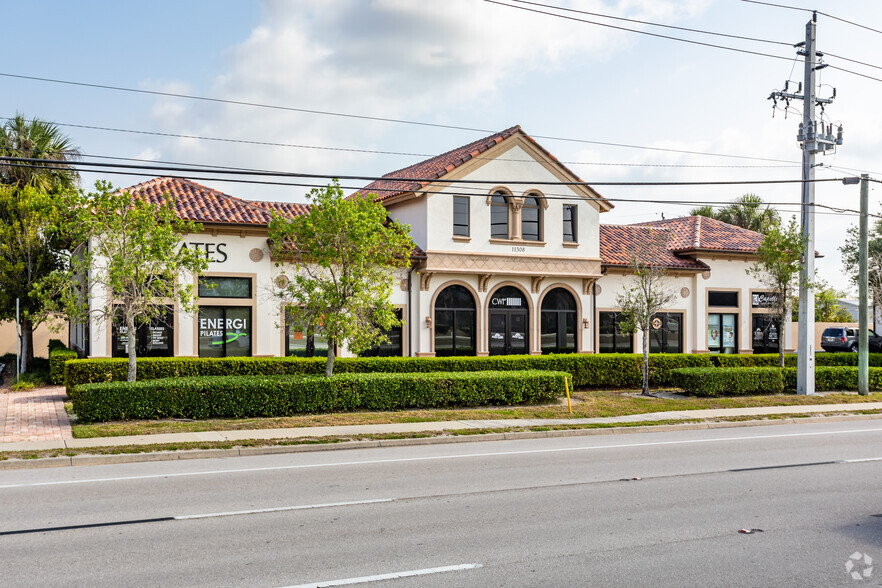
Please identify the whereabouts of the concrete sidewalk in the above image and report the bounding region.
[3,399,882,455]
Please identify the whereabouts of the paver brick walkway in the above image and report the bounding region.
[0,387,72,443]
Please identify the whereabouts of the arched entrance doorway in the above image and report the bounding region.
[488,285,529,355]
[434,284,477,356]
[540,288,577,354]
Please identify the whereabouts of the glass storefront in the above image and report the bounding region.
[649,313,683,354]
[708,313,737,354]
[540,288,576,354]
[285,321,329,358]
[599,311,632,353]
[360,309,403,357]
[434,285,477,356]
[751,314,780,354]
[112,306,174,358]
[198,306,252,357]
[488,286,529,355]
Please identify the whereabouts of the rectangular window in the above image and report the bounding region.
[453,196,470,237]
[198,306,252,357]
[708,291,738,307]
[649,312,682,354]
[198,276,252,299]
[112,306,174,358]
[563,204,577,243]
[360,309,403,357]
[598,311,633,353]
[708,312,737,354]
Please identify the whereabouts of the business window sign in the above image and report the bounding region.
[180,242,228,263]
[198,307,251,357]
[752,293,779,308]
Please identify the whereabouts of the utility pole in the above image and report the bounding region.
[768,11,842,395]
[859,174,869,395]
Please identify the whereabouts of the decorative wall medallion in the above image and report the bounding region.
[702,271,711,280]
[594,284,602,296]
[274,275,290,289]
[680,287,690,298]
[400,279,408,292]
[249,248,264,262]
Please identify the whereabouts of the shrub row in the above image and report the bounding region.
[63,353,717,392]
[48,339,78,385]
[69,370,570,423]
[715,353,882,368]
[671,366,882,396]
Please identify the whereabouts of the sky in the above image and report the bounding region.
[3,0,882,291]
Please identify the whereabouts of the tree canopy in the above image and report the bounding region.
[268,180,416,377]
[690,194,780,234]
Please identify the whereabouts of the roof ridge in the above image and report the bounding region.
[694,215,702,249]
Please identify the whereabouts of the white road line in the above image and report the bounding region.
[282,563,482,587]
[173,498,394,520]
[841,457,882,463]
[2,426,882,489]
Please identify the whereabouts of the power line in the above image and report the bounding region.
[818,11,882,36]
[739,0,810,14]
[741,1,882,36]
[511,0,792,46]
[0,117,803,168]
[0,156,852,187]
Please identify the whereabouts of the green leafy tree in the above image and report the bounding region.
[690,194,780,233]
[617,228,677,396]
[790,280,853,322]
[747,218,808,367]
[0,114,80,373]
[840,216,882,320]
[268,180,416,377]
[46,181,208,382]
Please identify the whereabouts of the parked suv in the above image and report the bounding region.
[821,326,882,352]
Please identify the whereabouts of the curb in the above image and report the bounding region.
[3,412,881,471]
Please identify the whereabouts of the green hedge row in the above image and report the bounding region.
[63,353,716,392]
[48,339,78,385]
[715,353,882,368]
[671,366,882,396]
[69,370,570,423]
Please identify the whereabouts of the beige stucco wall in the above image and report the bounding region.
[0,320,69,358]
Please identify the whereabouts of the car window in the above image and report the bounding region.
[822,328,842,337]
[870,330,878,337]
[847,329,857,337]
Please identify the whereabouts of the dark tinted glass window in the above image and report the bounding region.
[522,196,541,241]
[708,291,738,307]
[563,204,577,242]
[453,196,469,237]
[360,309,403,357]
[199,277,252,298]
[822,328,844,337]
[541,288,577,354]
[198,306,252,357]
[599,311,632,353]
[436,284,476,309]
[649,312,682,353]
[489,286,528,309]
[490,193,509,238]
[435,285,476,356]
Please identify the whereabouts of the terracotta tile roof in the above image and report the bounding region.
[121,177,275,225]
[352,125,610,208]
[629,216,763,254]
[599,225,709,270]
[247,200,311,218]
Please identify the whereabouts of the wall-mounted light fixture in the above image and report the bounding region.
[425,316,432,328]
[582,318,589,329]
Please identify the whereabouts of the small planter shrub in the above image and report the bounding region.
[69,370,571,423]
[48,340,78,385]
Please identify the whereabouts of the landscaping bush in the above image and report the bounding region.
[714,353,882,369]
[69,370,570,423]
[48,340,78,385]
[782,366,882,391]
[63,353,715,392]
[670,367,785,397]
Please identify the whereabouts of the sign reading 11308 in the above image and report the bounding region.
[511,246,525,253]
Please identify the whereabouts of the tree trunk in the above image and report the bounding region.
[642,329,651,396]
[126,313,137,382]
[19,317,32,375]
[324,337,336,377]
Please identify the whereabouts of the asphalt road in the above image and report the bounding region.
[1,421,881,587]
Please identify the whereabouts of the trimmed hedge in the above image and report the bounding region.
[63,353,715,392]
[69,370,570,423]
[672,365,882,396]
[48,339,78,385]
[714,353,882,368]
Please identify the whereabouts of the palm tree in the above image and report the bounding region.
[690,194,780,234]
[0,114,80,374]
[0,113,80,192]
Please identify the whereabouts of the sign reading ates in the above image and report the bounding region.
[180,242,228,263]
[752,292,779,308]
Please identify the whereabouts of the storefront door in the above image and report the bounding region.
[489,310,529,355]
[752,315,779,354]
[112,307,173,358]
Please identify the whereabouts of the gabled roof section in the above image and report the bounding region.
[629,216,763,254]
[351,125,611,210]
[600,225,709,271]
[121,177,276,225]
[247,200,311,219]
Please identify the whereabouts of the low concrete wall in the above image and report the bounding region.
[790,321,860,352]
[0,320,69,358]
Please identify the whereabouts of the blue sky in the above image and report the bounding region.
[3,0,882,289]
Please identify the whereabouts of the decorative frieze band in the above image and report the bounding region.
[423,251,602,279]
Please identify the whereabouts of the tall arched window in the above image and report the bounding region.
[540,288,576,354]
[490,192,509,238]
[434,285,477,356]
[522,195,541,241]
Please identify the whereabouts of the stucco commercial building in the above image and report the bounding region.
[70,126,792,359]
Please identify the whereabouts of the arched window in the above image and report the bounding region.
[522,195,541,241]
[434,285,477,356]
[490,192,509,238]
[540,288,576,354]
